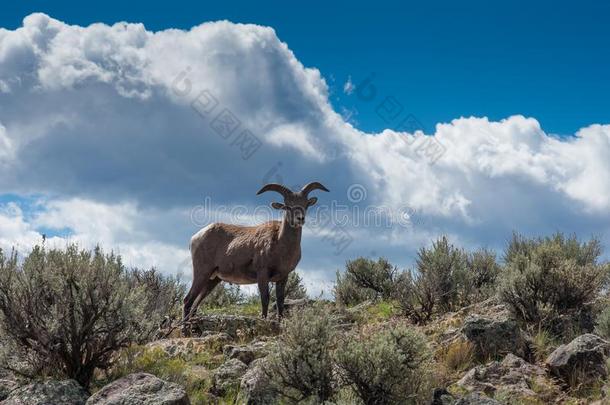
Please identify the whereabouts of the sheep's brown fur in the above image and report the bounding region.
[183,182,329,327]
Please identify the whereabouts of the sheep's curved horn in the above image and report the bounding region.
[257,183,293,198]
[301,182,330,196]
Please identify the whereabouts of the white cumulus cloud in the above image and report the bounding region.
[0,14,608,291]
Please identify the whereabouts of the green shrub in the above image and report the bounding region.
[0,245,183,387]
[416,236,470,312]
[334,258,398,306]
[266,305,337,403]
[335,324,433,405]
[270,271,308,301]
[334,269,377,306]
[499,233,608,334]
[366,300,399,321]
[466,248,501,299]
[393,270,436,325]
[503,232,602,266]
[395,237,497,324]
[594,306,610,339]
[128,268,185,332]
[203,282,245,308]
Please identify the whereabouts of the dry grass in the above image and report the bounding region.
[530,328,558,363]
[438,339,475,372]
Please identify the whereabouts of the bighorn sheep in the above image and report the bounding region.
[183,181,329,325]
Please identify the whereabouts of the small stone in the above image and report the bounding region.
[223,340,270,365]
[223,346,256,365]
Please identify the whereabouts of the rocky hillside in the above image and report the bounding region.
[2,297,610,404]
[2,233,610,404]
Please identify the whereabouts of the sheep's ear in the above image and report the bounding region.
[307,197,318,207]
[271,202,286,210]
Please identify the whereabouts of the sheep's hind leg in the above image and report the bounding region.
[182,271,219,336]
[183,284,199,323]
[275,277,288,318]
[257,271,271,319]
[188,277,222,319]
[183,275,206,322]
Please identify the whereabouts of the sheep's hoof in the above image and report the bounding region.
[181,323,192,337]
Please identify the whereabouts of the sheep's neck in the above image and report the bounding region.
[278,216,302,248]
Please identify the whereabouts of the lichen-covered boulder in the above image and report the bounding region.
[451,353,561,404]
[185,315,280,339]
[86,373,189,405]
[461,313,528,360]
[545,333,610,384]
[238,358,277,405]
[212,358,248,395]
[3,379,89,405]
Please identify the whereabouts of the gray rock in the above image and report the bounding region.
[545,333,610,383]
[86,373,189,405]
[461,314,528,360]
[223,345,256,365]
[238,358,276,405]
[212,358,248,395]
[454,392,501,404]
[3,379,89,405]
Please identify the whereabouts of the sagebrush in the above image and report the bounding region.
[0,245,184,387]
[265,304,337,403]
[499,233,608,335]
[334,257,398,306]
[335,324,433,405]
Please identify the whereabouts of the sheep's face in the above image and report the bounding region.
[272,195,318,227]
[258,182,328,228]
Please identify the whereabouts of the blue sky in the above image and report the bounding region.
[3,0,610,136]
[0,3,609,294]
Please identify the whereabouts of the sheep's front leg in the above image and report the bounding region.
[276,277,288,318]
[257,271,270,319]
